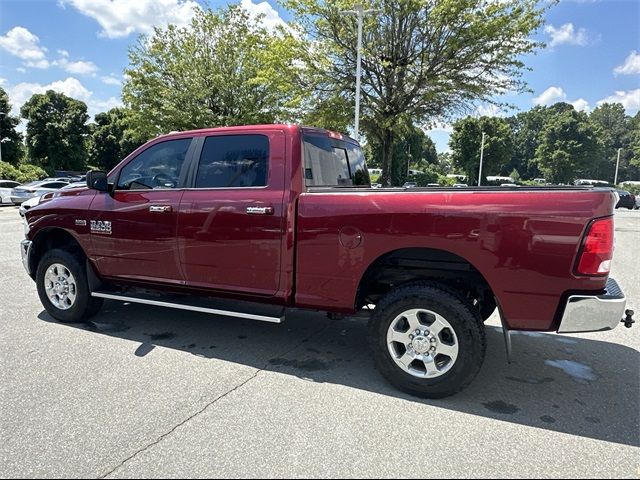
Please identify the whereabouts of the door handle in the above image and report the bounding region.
[246,206,274,215]
[149,205,172,213]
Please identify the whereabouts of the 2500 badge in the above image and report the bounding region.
[90,220,112,235]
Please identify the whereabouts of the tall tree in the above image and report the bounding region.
[88,108,145,171]
[628,111,640,181]
[535,109,603,184]
[0,87,24,165]
[21,90,89,171]
[449,116,513,185]
[589,103,632,182]
[284,0,548,185]
[365,124,439,184]
[506,102,575,180]
[123,5,307,139]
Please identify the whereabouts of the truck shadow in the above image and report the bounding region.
[38,302,639,448]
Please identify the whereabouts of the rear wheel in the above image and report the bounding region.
[36,249,103,323]
[369,282,486,398]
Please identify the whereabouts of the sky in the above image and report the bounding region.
[0,0,639,152]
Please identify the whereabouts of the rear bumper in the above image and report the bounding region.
[558,277,626,333]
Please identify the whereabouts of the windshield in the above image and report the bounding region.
[303,134,370,187]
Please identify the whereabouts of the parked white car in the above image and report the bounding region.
[0,180,21,204]
[9,180,70,204]
[18,181,85,216]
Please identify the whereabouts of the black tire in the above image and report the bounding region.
[36,249,103,323]
[369,282,486,398]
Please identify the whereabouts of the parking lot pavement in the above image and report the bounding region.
[1,205,638,478]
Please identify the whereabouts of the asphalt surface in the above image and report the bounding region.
[0,205,638,478]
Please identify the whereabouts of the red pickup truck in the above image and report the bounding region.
[20,124,632,398]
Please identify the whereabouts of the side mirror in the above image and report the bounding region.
[86,171,109,192]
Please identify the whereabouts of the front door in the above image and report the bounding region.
[89,137,194,284]
[177,131,286,296]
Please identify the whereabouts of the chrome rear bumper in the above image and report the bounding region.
[558,277,626,333]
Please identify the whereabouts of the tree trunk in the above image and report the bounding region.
[379,127,394,187]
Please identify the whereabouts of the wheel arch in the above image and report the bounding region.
[355,247,498,313]
[29,227,87,278]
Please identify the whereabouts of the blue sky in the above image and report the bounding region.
[1,0,639,152]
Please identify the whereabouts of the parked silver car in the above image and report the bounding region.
[0,180,22,204]
[10,180,70,204]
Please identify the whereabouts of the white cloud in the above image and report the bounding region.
[7,77,93,115]
[614,51,640,76]
[240,0,288,32]
[57,49,70,58]
[85,96,123,119]
[6,77,122,123]
[0,27,48,62]
[570,98,590,112]
[544,23,591,47]
[55,58,99,75]
[101,75,122,86]
[16,67,26,73]
[597,89,640,112]
[426,122,453,134]
[60,0,200,38]
[533,86,567,105]
[475,104,505,117]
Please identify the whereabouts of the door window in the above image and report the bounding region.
[195,135,269,188]
[117,138,191,190]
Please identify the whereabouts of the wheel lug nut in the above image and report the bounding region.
[430,338,436,343]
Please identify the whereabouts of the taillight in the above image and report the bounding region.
[576,217,614,276]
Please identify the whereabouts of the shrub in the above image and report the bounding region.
[0,161,47,183]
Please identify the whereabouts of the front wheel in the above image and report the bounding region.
[369,282,486,398]
[36,249,103,323]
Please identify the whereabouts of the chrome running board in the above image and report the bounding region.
[91,291,284,324]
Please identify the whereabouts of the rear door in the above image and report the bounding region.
[89,137,195,284]
[177,131,286,296]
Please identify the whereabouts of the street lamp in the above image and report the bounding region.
[342,4,377,142]
[478,132,486,186]
[614,148,622,185]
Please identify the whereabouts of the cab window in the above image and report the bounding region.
[195,135,268,188]
[116,138,191,190]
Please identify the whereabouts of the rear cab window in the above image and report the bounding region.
[195,135,269,188]
[303,133,370,187]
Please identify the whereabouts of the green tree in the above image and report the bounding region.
[0,87,24,165]
[628,112,640,180]
[20,90,89,171]
[449,116,513,185]
[123,5,307,139]
[589,103,634,182]
[284,0,548,186]
[365,124,439,184]
[506,103,575,180]
[535,109,603,184]
[88,108,145,171]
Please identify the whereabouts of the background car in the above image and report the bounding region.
[615,190,636,210]
[0,180,21,204]
[10,180,70,204]
[402,182,417,188]
[18,181,85,216]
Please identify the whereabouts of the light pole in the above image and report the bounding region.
[478,132,486,186]
[614,148,622,185]
[343,4,377,142]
